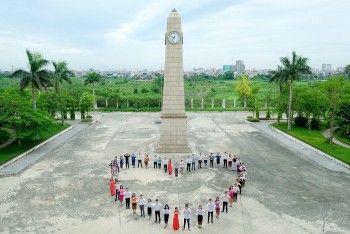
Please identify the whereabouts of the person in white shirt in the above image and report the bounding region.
[191,154,196,170]
[198,153,203,169]
[182,203,191,231]
[221,191,231,213]
[223,152,228,168]
[137,153,143,168]
[206,198,216,224]
[147,198,153,220]
[228,154,233,169]
[153,155,158,169]
[124,188,132,209]
[163,157,168,173]
[154,199,162,223]
[138,194,146,217]
[163,204,171,228]
[196,205,205,229]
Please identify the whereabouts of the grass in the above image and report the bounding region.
[0,123,70,165]
[334,129,350,145]
[271,122,350,165]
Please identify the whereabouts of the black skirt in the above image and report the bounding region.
[148,207,152,215]
[198,215,203,223]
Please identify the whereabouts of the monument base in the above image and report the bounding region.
[157,115,192,153]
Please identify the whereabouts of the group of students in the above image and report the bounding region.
[108,153,247,231]
[109,152,247,179]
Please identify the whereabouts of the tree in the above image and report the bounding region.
[344,65,350,77]
[320,76,347,144]
[11,49,51,112]
[279,51,311,130]
[84,72,101,109]
[269,66,287,124]
[52,61,74,125]
[235,75,251,109]
[79,92,94,119]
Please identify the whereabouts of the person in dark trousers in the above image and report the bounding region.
[209,153,214,168]
[182,203,191,231]
[207,198,215,224]
[154,199,162,223]
[124,153,130,169]
[186,156,191,172]
[221,191,231,213]
[131,153,136,168]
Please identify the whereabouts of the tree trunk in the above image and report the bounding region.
[287,80,293,130]
[308,113,311,132]
[60,92,64,126]
[105,98,108,108]
[93,84,96,109]
[329,111,335,144]
[32,85,37,112]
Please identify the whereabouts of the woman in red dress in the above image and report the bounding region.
[168,159,173,175]
[173,207,180,230]
[109,177,116,196]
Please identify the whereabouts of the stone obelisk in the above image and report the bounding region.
[157,9,191,153]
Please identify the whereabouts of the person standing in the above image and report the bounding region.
[174,161,179,177]
[109,177,116,196]
[154,199,162,223]
[191,154,196,170]
[206,198,215,223]
[137,153,143,168]
[131,153,136,168]
[228,154,233,169]
[232,184,239,202]
[215,197,220,219]
[138,194,146,217]
[186,156,191,172]
[215,152,221,167]
[131,193,137,214]
[209,153,214,168]
[157,157,162,170]
[180,160,185,175]
[153,155,158,169]
[228,186,234,207]
[124,153,130,169]
[197,205,204,229]
[198,153,203,169]
[119,185,125,206]
[223,152,228,168]
[144,155,150,169]
[124,188,131,209]
[163,157,168,173]
[168,159,173,175]
[119,155,124,169]
[163,204,171,228]
[172,207,180,230]
[221,191,231,213]
[204,153,208,168]
[182,203,191,231]
[147,198,153,220]
[115,183,121,201]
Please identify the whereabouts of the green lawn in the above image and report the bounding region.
[271,123,350,165]
[334,129,350,145]
[0,123,70,165]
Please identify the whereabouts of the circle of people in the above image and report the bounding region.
[108,152,247,231]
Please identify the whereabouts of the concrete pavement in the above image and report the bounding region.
[0,112,349,234]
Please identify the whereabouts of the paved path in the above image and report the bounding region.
[252,121,349,173]
[322,127,350,149]
[0,112,349,234]
[0,121,90,177]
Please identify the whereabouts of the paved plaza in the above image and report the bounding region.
[0,112,349,234]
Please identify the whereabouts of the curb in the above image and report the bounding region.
[268,124,350,170]
[0,125,74,170]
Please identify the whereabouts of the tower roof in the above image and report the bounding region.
[172,8,177,12]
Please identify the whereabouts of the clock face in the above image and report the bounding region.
[168,31,180,44]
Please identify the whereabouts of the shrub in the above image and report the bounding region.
[294,116,308,128]
[340,125,350,138]
[310,118,321,130]
[247,116,260,122]
[0,128,11,144]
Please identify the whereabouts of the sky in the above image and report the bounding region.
[0,0,349,71]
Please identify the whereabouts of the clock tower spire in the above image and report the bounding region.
[157,9,191,153]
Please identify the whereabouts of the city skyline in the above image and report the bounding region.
[0,0,349,71]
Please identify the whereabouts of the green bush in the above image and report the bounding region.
[340,125,350,138]
[0,128,11,144]
[247,116,260,122]
[294,116,308,128]
[310,118,321,130]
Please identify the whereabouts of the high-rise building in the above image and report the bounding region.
[236,60,245,73]
[322,64,332,71]
[223,65,232,72]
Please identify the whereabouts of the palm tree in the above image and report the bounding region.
[279,51,311,130]
[269,65,287,124]
[52,61,74,125]
[11,49,51,112]
[84,72,101,109]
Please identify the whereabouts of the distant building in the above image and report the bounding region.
[223,65,232,72]
[322,64,332,71]
[235,60,245,73]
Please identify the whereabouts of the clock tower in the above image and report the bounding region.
[157,9,191,153]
